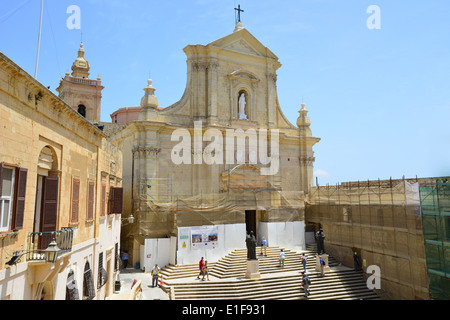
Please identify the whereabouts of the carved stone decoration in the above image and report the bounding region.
[268,73,278,83]
[191,61,209,71]
[224,39,263,57]
[299,156,316,166]
[110,161,117,175]
[228,70,259,86]
[132,146,161,157]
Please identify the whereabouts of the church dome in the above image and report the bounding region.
[71,43,90,78]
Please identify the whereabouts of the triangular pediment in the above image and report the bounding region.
[208,28,278,60]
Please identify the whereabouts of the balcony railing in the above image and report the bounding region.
[26,228,75,262]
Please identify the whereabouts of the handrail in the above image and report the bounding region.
[26,228,76,261]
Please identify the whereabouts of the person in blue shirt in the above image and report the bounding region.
[319,255,325,277]
[260,237,267,256]
[122,251,129,269]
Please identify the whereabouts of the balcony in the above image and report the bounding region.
[26,227,75,262]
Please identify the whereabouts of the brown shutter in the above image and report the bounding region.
[41,176,59,232]
[0,163,3,197]
[101,185,106,216]
[87,182,94,220]
[110,187,123,214]
[71,179,80,222]
[13,167,27,230]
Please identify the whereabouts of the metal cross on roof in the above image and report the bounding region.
[234,4,244,23]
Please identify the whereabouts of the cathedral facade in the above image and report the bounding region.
[109,25,320,267]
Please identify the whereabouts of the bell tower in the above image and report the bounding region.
[56,43,104,123]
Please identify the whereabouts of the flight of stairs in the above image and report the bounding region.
[159,244,380,300]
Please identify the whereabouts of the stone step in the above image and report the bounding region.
[163,270,375,300]
[165,270,365,290]
[170,277,378,300]
[159,246,379,300]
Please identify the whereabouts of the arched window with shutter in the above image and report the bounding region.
[66,269,79,300]
[83,261,95,300]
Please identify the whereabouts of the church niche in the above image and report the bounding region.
[237,90,249,120]
[228,70,259,122]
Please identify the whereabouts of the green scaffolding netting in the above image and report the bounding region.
[419,179,450,300]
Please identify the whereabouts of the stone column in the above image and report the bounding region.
[207,60,219,124]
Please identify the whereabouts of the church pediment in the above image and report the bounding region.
[208,28,278,60]
[223,39,263,57]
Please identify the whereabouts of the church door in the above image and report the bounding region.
[245,210,257,236]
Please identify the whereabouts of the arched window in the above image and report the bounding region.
[77,104,86,118]
[83,261,96,300]
[66,269,79,300]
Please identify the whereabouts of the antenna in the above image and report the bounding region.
[34,0,44,79]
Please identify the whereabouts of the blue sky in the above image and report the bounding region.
[1,0,449,185]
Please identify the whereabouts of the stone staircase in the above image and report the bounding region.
[160,244,380,300]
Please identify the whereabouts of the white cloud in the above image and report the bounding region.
[314,169,331,179]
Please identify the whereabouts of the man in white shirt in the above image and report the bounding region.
[279,249,285,268]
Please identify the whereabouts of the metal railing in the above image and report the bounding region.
[26,228,75,262]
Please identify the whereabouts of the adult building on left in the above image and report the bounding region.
[0,48,123,300]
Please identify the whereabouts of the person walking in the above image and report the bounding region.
[151,264,160,288]
[301,253,307,273]
[301,272,311,297]
[121,251,129,269]
[260,237,267,256]
[201,260,210,281]
[353,252,359,271]
[279,249,285,268]
[319,254,325,277]
[197,257,205,279]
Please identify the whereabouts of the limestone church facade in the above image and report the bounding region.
[109,24,320,268]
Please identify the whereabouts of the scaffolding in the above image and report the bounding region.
[124,164,306,239]
[419,178,450,300]
[307,178,429,300]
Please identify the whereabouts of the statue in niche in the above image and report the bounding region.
[238,92,248,120]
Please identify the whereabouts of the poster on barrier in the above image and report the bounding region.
[179,228,190,250]
[191,226,218,249]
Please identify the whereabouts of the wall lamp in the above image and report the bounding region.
[121,214,135,225]
[6,237,61,266]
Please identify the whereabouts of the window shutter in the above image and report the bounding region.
[83,262,96,300]
[13,167,27,230]
[110,187,123,214]
[71,179,80,222]
[0,163,3,197]
[101,185,106,216]
[66,270,80,300]
[87,182,94,220]
[41,176,59,232]
[108,187,114,214]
